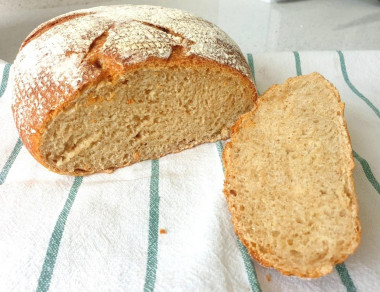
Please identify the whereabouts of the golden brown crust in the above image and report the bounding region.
[222,72,360,278]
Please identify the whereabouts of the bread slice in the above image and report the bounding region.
[11,5,256,176]
[223,73,361,278]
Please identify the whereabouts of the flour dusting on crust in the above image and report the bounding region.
[11,5,252,150]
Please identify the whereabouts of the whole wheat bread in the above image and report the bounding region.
[11,5,256,176]
[223,72,361,278]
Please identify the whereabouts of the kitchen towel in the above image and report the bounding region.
[0,51,379,292]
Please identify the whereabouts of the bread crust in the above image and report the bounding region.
[11,5,257,176]
[223,72,360,278]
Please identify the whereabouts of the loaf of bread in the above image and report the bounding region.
[11,5,256,176]
[223,73,360,278]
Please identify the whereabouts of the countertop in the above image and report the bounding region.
[1,0,380,62]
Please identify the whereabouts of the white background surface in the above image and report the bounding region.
[1,0,380,62]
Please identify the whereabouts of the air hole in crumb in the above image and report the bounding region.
[259,246,267,253]
[239,205,245,211]
[290,249,300,255]
[135,133,141,139]
[94,59,102,69]
[230,189,237,196]
[287,239,293,246]
[272,231,280,237]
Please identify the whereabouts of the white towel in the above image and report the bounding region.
[0,51,379,292]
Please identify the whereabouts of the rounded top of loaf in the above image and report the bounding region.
[11,4,253,151]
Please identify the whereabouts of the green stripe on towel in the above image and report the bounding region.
[247,54,260,96]
[216,141,262,292]
[216,141,224,172]
[144,159,160,292]
[294,51,357,292]
[0,138,23,185]
[36,177,83,292]
[0,64,22,185]
[353,150,380,195]
[293,51,302,76]
[338,50,380,118]
[0,63,11,97]
[336,263,357,292]
[236,240,262,292]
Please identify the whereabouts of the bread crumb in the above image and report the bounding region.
[159,228,167,234]
[223,73,360,277]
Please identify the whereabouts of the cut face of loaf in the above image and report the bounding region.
[11,5,256,175]
[223,73,360,278]
[41,55,254,175]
